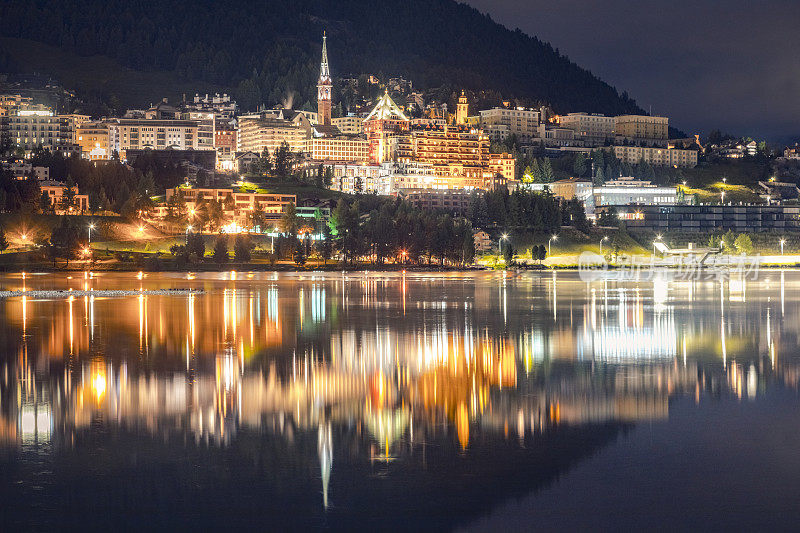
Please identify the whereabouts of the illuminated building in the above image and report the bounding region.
[455,90,469,124]
[536,123,577,147]
[183,92,238,120]
[328,163,384,194]
[328,161,464,195]
[181,110,216,150]
[783,145,800,160]
[5,107,84,156]
[0,93,33,117]
[331,115,363,135]
[614,114,669,147]
[317,33,332,127]
[237,114,307,154]
[363,91,410,164]
[398,188,473,214]
[378,162,439,192]
[488,152,516,180]
[593,177,678,207]
[607,204,800,232]
[392,124,490,187]
[306,136,369,163]
[5,161,49,180]
[162,187,296,228]
[109,118,206,156]
[611,145,697,167]
[473,229,492,252]
[556,112,615,146]
[76,121,114,160]
[479,107,540,142]
[234,151,260,173]
[40,181,90,213]
[214,124,237,170]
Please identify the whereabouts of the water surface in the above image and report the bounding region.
[1,270,799,530]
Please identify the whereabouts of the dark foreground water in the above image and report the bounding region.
[1,270,800,531]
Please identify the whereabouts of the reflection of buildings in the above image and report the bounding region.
[3,272,800,517]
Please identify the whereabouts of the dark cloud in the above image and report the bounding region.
[463,0,800,140]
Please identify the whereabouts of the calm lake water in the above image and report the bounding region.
[2,270,800,531]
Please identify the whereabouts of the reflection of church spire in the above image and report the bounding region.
[318,421,332,510]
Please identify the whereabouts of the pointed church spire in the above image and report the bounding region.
[317,32,332,125]
[320,31,330,80]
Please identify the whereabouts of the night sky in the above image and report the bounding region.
[464,0,800,141]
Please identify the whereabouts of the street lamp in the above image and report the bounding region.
[186,225,193,244]
[548,234,558,255]
[722,177,727,184]
[500,233,509,257]
[780,238,786,255]
[600,235,609,255]
[138,224,145,235]
[653,234,663,259]
[88,223,95,243]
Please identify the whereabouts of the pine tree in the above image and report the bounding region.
[573,152,587,177]
[541,158,554,183]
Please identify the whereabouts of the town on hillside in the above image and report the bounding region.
[2,35,800,268]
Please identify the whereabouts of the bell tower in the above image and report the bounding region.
[456,90,468,125]
[317,32,332,126]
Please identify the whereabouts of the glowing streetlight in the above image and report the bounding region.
[186,224,193,244]
[780,238,786,255]
[20,233,28,242]
[138,224,145,235]
[88,223,95,243]
[499,233,509,257]
[548,234,558,255]
[722,177,727,184]
[653,234,663,259]
[600,235,609,255]
[720,191,725,204]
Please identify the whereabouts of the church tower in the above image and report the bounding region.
[317,32,332,126]
[456,90,468,125]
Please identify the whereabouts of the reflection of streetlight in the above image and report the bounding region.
[780,238,786,255]
[720,191,725,204]
[548,234,558,255]
[600,235,609,255]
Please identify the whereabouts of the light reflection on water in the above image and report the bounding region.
[1,270,800,530]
